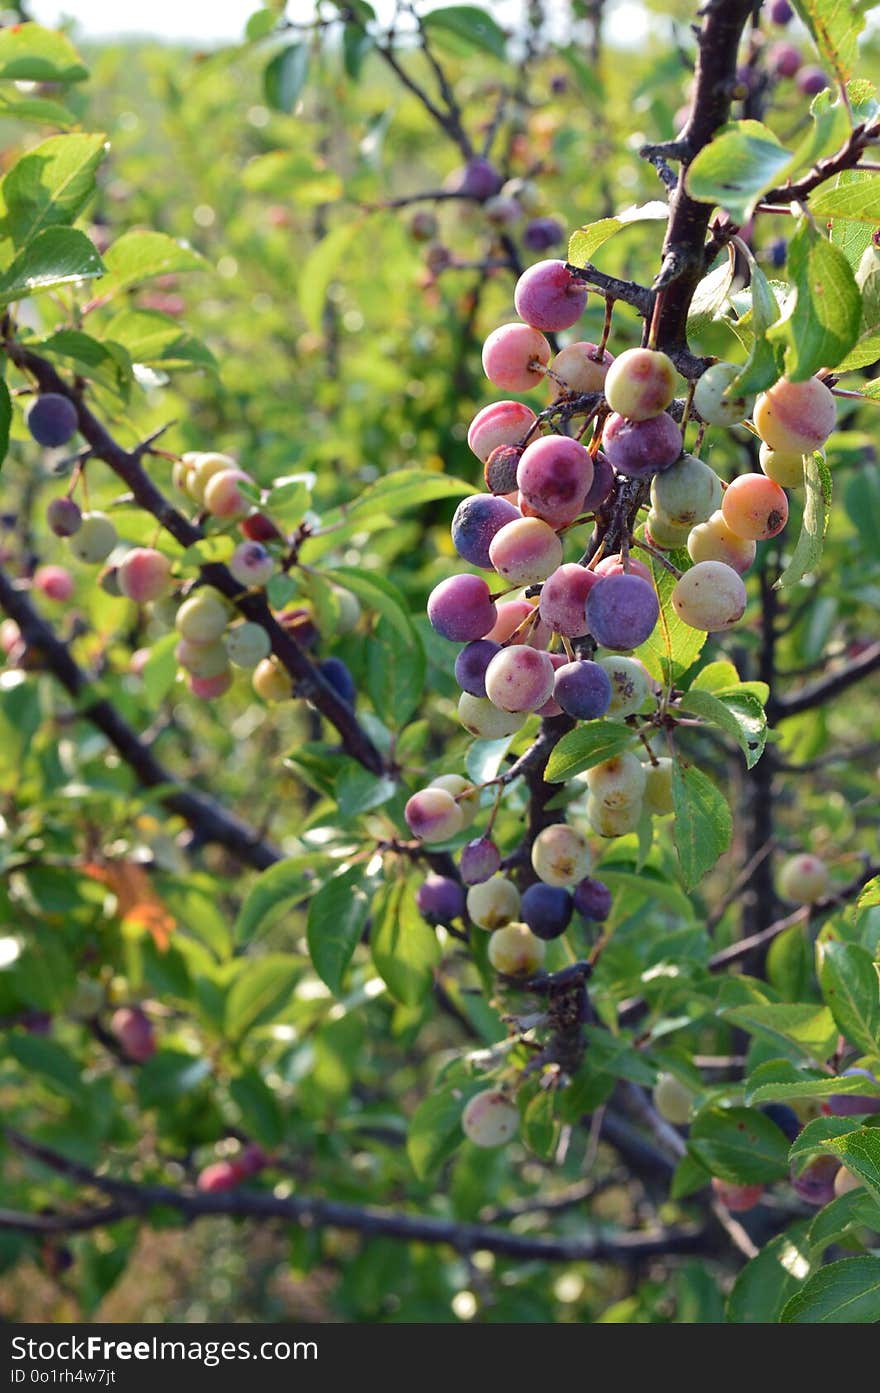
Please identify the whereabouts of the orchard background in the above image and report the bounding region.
[0,0,879,1325]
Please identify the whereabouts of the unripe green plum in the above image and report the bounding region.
[187,452,237,504]
[458,692,527,739]
[644,757,674,814]
[488,921,546,976]
[225,622,271,668]
[176,637,230,678]
[467,874,520,930]
[405,787,465,843]
[252,657,291,701]
[586,752,647,810]
[175,589,229,643]
[671,561,747,631]
[645,508,692,550]
[759,442,805,488]
[687,510,756,574]
[599,656,652,717]
[653,1072,694,1125]
[69,512,117,565]
[603,347,677,421]
[430,774,479,827]
[461,1089,519,1147]
[531,823,592,887]
[692,362,754,427]
[586,794,642,838]
[778,852,829,904]
[650,453,722,529]
[173,455,197,494]
[753,376,836,454]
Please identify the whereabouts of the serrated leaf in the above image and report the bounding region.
[811,170,880,223]
[818,940,880,1055]
[746,1065,880,1106]
[344,469,477,519]
[103,309,216,374]
[788,1114,865,1165]
[775,451,832,590]
[370,876,440,1006]
[421,6,507,60]
[822,1127,880,1206]
[790,0,868,87]
[0,226,103,305]
[768,219,861,379]
[544,721,634,782]
[0,133,107,256]
[780,1255,880,1323]
[567,201,667,269]
[721,1003,838,1061]
[680,688,767,768]
[98,230,206,300]
[234,851,333,944]
[320,567,416,644]
[689,1105,792,1183]
[634,551,705,688]
[685,120,791,224]
[366,615,425,728]
[225,955,300,1039]
[307,864,371,995]
[0,23,88,83]
[727,1226,812,1323]
[407,1083,476,1179]
[671,761,731,890]
[34,328,133,396]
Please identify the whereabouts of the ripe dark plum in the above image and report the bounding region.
[538,562,598,637]
[520,882,573,940]
[451,494,520,568]
[319,657,356,706]
[516,435,593,526]
[825,1068,880,1116]
[553,659,613,720]
[26,393,79,447]
[427,574,497,641]
[46,496,82,537]
[523,216,565,251]
[447,156,503,200]
[585,573,660,650]
[460,836,501,885]
[760,1103,802,1142]
[416,874,466,924]
[601,411,682,478]
[573,877,613,921]
[791,1155,839,1207]
[454,639,502,697]
[582,452,615,511]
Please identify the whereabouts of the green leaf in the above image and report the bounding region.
[137,1051,210,1107]
[0,92,76,127]
[671,761,732,890]
[263,43,309,113]
[225,955,300,1039]
[0,226,103,305]
[7,1032,87,1102]
[685,120,791,224]
[807,1187,880,1252]
[822,1127,880,1206]
[0,133,107,254]
[140,631,179,707]
[34,328,133,396]
[234,852,332,944]
[320,567,414,644]
[774,451,832,590]
[370,876,440,1006]
[780,1255,880,1323]
[421,7,507,60]
[307,864,371,996]
[746,1065,880,1106]
[689,1106,792,1183]
[687,258,736,341]
[103,310,216,374]
[768,219,861,379]
[721,1003,839,1061]
[729,257,785,396]
[635,550,706,688]
[343,22,374,79]
[522,1089,559,1159]
[343,469,476,519]
[727,1226,812,1323]
[98,230,207,300]
[242,152,343,205]
[811,170,880,223]
[366,615,425,728]
[407,1083,474,1179]
[680,688,767,769]
[0,23,88,83]
[229,1070,284,1148]
[834,239,880,370]
[334,764,397,819]
[0,378,11,473]
[790,0,868,86]
[818,941,880,1054]
[245,9,280,42]
[788,1114,865,1166]
[297,221,360,334]
[567,201,667,269]
[544,721,634,782]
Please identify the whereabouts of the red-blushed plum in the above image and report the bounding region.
[466,875,520,929]
[513,259,588,332]
[460,836,501,885]
[721,474,789,541]
[110,1006,156,1063]
[461,1090,519,1147]
[486,597,551,646]
[671,561,747,631]
[516,435,593,525]
[548,341,613,398]
[484,645,556,712]
[482,323,551,392]
[451,494,520,568]
[468,400,537,462]
[531,823,591,887]
[791,1155,839,1206]
[553,659,612,719]
[189,670,233,699]
[539,562,598,636]
[601,411,683,478]
[753,376,836,454]
[520,882,573,940]
[33,565,74,603]
[488,922,546,975]
[197,1161,245,1193]
[488,516,563,585]
[117,548,173,603]
[603,347,677,421]
[203,468,255,519]
[427,574,497,641]
[454,639,502,697]
[573,876,612,921]
[404,787,465,842]
[416,874,466,924]
[687,510,756,573]
[429,774,479,825]
[585,573,660,649]
[593,553,652,583]
[711,1179,764,1212]
[777,852,829,904]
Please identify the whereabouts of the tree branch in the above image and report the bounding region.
[774,641,880,720]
